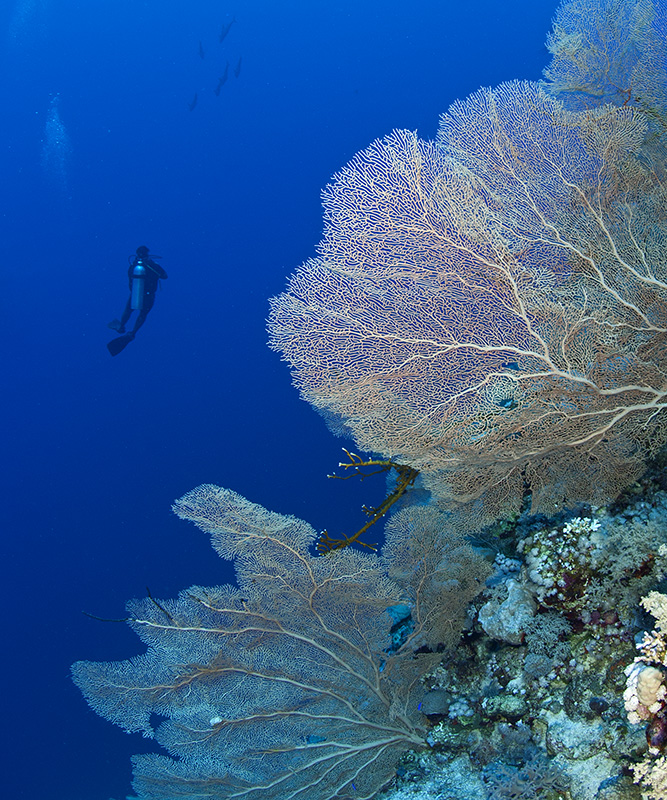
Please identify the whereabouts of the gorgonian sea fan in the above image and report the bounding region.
[269,81,667,530]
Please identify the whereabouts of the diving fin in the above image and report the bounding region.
[107,332,135,356]
[107,319,125,333]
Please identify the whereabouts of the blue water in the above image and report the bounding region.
[1,1,555,797]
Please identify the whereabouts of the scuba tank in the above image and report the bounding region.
[130,259,146,310]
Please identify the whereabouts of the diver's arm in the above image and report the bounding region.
[147,260,168,279]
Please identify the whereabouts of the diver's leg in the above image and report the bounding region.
[129,294,154,335]
[130,309,149,335]
[118,298,132,330]
[108,298,132,333]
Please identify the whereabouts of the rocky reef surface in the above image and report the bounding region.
[380,457,667,800]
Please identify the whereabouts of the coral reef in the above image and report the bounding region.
[73,0,667,798]
[379,483,667,800]
[624,590,667,797]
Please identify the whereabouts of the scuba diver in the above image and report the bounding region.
[107,246,168,356]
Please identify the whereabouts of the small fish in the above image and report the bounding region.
[234,56,242,78]
[219,16,236,43]
[188,92,198,111]
[198,40,205,59]
[214,62,229,96]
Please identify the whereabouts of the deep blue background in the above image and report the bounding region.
[1,1,555,797]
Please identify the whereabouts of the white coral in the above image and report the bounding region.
[625,593,667,733]
[638,666,666,711]
[643,591,667,634]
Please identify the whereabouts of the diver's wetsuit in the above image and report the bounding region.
[118,257,168,335]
